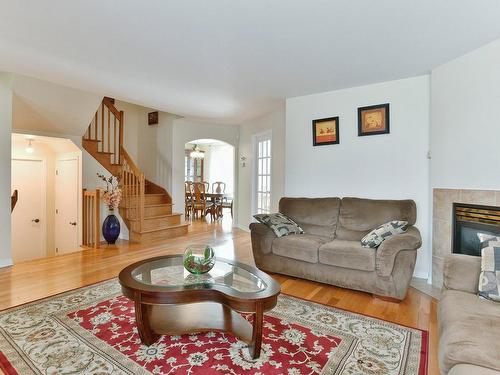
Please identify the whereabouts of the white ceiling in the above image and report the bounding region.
[1,0,500,123]
[12,133,80,154]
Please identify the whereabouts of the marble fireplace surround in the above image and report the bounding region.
[432,188,500,288]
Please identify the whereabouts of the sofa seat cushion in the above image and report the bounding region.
[439,290,500,374]
[318,240,376,271]
[272,234,329,263]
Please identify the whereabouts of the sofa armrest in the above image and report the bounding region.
[376,226,422,277]
[249,222,276,255]
[443,253,481,293]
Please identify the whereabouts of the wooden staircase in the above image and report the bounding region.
[82,97,188,243]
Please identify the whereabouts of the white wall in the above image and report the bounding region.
[285,76,430,278]
[206,144,235,196]
[172,119,239,221]
[0,73,13,267]
[430,39,500,189]
[238,106,286,230]
[137,112,175,193]
[115,101,175,193]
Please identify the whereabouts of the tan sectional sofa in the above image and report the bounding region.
[439,254,500,374]
[250,197,422,300]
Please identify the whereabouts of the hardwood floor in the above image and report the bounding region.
[0,217,439,374]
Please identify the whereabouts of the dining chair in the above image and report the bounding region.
[212,182,226,218]
[221,196,234,218]
[202,181,210,194]
[212,181,226,194]
[184,181,194,218]
[192,182,215,220]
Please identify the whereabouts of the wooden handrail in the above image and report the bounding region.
[82,189,101,248]
[11,190,18,213]
[102,97,121,119]
[84,98,123,163]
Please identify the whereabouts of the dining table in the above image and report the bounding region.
[186,192,232,219]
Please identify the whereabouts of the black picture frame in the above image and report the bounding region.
[358,103,390,136]
[148,111,159,125]
[312,116,340,146]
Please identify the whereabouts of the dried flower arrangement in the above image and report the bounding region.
[97,173,122,210]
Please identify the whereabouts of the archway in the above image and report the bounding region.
[184,138,235,225]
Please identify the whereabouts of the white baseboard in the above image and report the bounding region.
[412,270,429,280]
[235,224,250,233]
[0,258,13,268]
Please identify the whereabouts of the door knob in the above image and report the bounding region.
[69,222,77,226]
[31,219,40,223]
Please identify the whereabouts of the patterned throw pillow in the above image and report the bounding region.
[478,246,500,302]
[361,221,408,248]
[253,213,304,238]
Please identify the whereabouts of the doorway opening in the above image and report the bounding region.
[184,139,235,226]
[11,134,82,263]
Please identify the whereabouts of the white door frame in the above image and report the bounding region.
[11,157,47,258]
[251,130,272,222]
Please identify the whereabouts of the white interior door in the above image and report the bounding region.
[55,158,79,254]
[11,159,45,262]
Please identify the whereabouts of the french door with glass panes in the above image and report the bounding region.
[253,132,272,215]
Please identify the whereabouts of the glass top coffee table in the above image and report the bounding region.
[119,255,281,359]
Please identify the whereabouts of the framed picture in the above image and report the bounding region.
[312,116,339,146]
[148,111,159,125]
[358,103,390,136]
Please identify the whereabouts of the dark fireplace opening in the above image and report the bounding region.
[453,203,500,256]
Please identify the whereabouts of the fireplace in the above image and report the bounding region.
[453,203,500,256]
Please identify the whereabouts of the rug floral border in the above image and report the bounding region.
[0,279,427,375]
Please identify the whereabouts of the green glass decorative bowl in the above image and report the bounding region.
[183,245,216,274]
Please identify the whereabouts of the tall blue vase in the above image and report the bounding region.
[103,209,120,244]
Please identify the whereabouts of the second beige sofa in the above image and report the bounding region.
[250,197,422,300]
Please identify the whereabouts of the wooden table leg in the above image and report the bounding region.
[135,299,159,346]
[249,302,264,359]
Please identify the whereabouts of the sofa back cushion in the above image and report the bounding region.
[279,197,340,239]
[336,197,417,241]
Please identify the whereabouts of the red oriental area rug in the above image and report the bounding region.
[0,280,428,374]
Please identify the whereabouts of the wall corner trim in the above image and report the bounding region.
[0,258,13,268]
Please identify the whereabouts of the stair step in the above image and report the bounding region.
[123,203,173,218]
[129,223,189,243]
[83,138,100,143]
[123,194,169,205]
[129,213,182,231]
[145,203,173,207]
[129,213,181,221]
[97,151,114,155]
[138,223,188,234]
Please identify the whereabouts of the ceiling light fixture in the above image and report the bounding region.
[189,145,204,159]
[26,139,34,154]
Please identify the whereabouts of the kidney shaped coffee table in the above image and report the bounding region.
[119,255,281,359]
